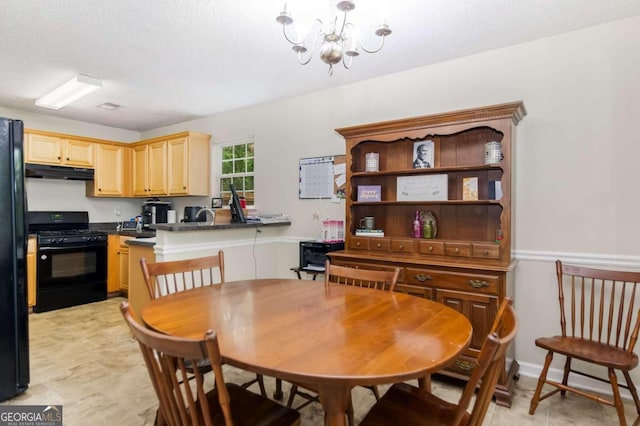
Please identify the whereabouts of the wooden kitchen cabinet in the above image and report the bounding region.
[167,133,210,196]
[27,236,36,308]
[132,131,210,197]
[329,102,526,406]
[107,235,132,293]
[132,140,167,196]
[127,242,155,315]
[118,236,133,293]
[86,143,131,197]
[25,131,94,168]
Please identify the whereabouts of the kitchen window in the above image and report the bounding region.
[219,138,254,206]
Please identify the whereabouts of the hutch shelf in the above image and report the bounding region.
[329,101,526,406]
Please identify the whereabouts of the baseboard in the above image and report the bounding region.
[519,361,636,400]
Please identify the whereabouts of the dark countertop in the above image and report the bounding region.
[126,237,156,247]
[89,222,156,238]
[152,221,291,232]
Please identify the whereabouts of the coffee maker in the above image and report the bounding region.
[141,199,172,228]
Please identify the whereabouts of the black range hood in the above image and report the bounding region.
[25,164,94,181]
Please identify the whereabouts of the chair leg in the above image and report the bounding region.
[561,356,572,396]
[257,374,267,397]
[529,351,554,415]
[274,378,283,400]
[347,401,355,426]
[368,385,381,401]
[623,370,640,415]
[610,368,628,426]
[286,384,298,408]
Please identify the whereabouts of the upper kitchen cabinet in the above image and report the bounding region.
[132,141,168,196]
[132,131,211,197]
[86,143,131,197]
[167,133,210,196]
[25,131,94,168]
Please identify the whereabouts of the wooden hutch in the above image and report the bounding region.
[329,101,526,406]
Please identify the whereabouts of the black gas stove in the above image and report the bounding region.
[27,211,107,312]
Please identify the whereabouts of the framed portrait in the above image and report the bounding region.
[211,197,223,209]
[413,140,434,169]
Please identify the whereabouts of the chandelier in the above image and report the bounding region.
[275,1,392,75]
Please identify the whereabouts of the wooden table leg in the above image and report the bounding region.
[318,383,350,426]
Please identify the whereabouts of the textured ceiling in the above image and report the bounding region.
[1,0,639,132]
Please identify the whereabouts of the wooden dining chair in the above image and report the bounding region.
[358,297,518,426]
[140,251,267,398]
[119,302,301,426]
[284,259,401,425]
[529,260,640,426]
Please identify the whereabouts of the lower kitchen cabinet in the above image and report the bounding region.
[329,254,517,407]
[127,242,155,315]
[27,236,36,307]
[107,235,133,294]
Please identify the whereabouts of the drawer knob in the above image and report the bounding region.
[468,279,489,288]
[482,250,489,256]
[454,248,460,253]
[428,246,433,252]
[456,359,476,371]
[356,242,361,247]
[376,243,382,248]
[398,244,404,250]
[415,274,433,282]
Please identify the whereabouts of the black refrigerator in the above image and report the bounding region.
[0,117,29,401]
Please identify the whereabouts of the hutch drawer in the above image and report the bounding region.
[369,238,390,252]
[444,242,472,258]
[390,238,414,253]
[418,240,445,256]
[405,267,499,295]
[472,243,500,260]
[349,237,369,250]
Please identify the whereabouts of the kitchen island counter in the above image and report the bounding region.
[152,220,290,232]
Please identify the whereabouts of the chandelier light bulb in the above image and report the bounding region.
[275,1,391,75]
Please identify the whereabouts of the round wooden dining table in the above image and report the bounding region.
[141,278,473,426]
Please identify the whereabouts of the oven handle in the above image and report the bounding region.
[38,243,107,252]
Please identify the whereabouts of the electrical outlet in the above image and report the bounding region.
[114,206,121,216]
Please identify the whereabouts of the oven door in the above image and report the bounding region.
[35,243,107,312]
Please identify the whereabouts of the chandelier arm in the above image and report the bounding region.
[360,35,387,54]
[338,10,349,37]
[281,18,325,46]
[296,27,323,66]
[342,53,353,70]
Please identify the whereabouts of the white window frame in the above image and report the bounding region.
[215,136,255,208]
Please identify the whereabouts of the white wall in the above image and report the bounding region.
[5,15,640,393]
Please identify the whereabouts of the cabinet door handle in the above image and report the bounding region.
[415,274,432,282]
[468,279,489,288]
[456,360,475,371]
[57,156,61,160]
[66,157,70,161]
[98,188,102,192]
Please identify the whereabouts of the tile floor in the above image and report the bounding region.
[1,297,638,425]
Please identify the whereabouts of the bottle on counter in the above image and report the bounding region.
[412,210,422,238]
[135,216,143,233]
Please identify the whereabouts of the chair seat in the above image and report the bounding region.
[535,336,639,370]
[204,383,300,425]
[359,383,470,426]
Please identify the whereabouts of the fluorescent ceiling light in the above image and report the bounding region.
[35,74,102,110]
